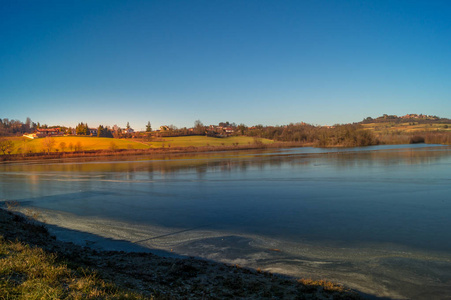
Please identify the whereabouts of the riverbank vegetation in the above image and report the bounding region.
[0,136,277,161]
[1,114,450,160]
[0,208,361,299]
[244,123,379,147]
[244,122,451,146]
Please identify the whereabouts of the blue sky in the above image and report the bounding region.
[1,0,450,130]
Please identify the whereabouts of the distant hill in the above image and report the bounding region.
[357,114,450,135]
[359,114,450,125]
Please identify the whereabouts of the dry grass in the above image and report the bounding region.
[0,237,147,299]
[2,136,273,156]
[361,122,451,134]
[360,122,451,145]
[142,135,273,148]
[7,136,150,154]
[298,278,345,293]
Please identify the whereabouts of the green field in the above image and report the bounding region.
[3,135,273,155]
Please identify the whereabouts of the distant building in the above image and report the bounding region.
[23,128,63,139]
[224,127,235,134]
[23,133,38,139]
[89,128,98,136]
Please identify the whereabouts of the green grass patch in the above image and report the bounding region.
[0,237,145,299]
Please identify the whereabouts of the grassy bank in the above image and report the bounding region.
[6,136,150,154]
[0,239,145,299]
[360,121,451,133]
[0,209,145,299]
[0,137,290,162]
[143,135,272,148]
[0,208,362,299]
[3,136,273,155]
[360,121,451,145]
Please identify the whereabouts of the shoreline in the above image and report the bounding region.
[2,144,449,298]
[0,141,307,162]
[0,207,363,299]
[1,139,447,163]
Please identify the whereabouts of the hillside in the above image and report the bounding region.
[358,114,451,133]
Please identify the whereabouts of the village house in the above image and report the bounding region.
[400,114,438,120]
[89,128,98,136]
[123,127,134,134]
[224,127,235,134]
[23,128,64,139]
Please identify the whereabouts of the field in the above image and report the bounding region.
[145,135,272,148]
[3,135,273,155]
[6,136,148,154]
[361,122,451,133]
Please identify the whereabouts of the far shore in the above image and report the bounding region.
[2,139,448,163]
[0,141,307,162]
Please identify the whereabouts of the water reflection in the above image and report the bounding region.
[1,145,451,299]
[1,145,450,251]
[1,145,449,176]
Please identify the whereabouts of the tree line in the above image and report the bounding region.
[0,117,133,138]
[361,114,451,124]
[0,117,37,136]
[242,123,378,147]
[2,116,449,148]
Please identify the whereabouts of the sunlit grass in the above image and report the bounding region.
[7,136,149,154]
[361,122,451,133]
[0,236,146,299]
[297,279,345,293]
[4,135,273,155]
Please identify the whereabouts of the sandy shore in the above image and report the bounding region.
[0,208,363,299]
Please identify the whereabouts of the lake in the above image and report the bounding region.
[1,144,450,299]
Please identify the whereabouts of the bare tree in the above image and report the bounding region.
[42,137,56,154]
[194,120,205,135]
[74,141,82,152]
[109,141,118,151]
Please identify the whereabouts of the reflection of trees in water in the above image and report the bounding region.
[331,148,449,168]
[2,147,450,176]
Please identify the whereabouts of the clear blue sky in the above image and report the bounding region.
[1,0,450,130]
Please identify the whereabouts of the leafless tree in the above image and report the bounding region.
[42,137,56,154]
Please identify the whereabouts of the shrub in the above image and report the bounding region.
[410,136,425,144]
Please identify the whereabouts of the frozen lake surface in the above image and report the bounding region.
[1,144,450,299]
